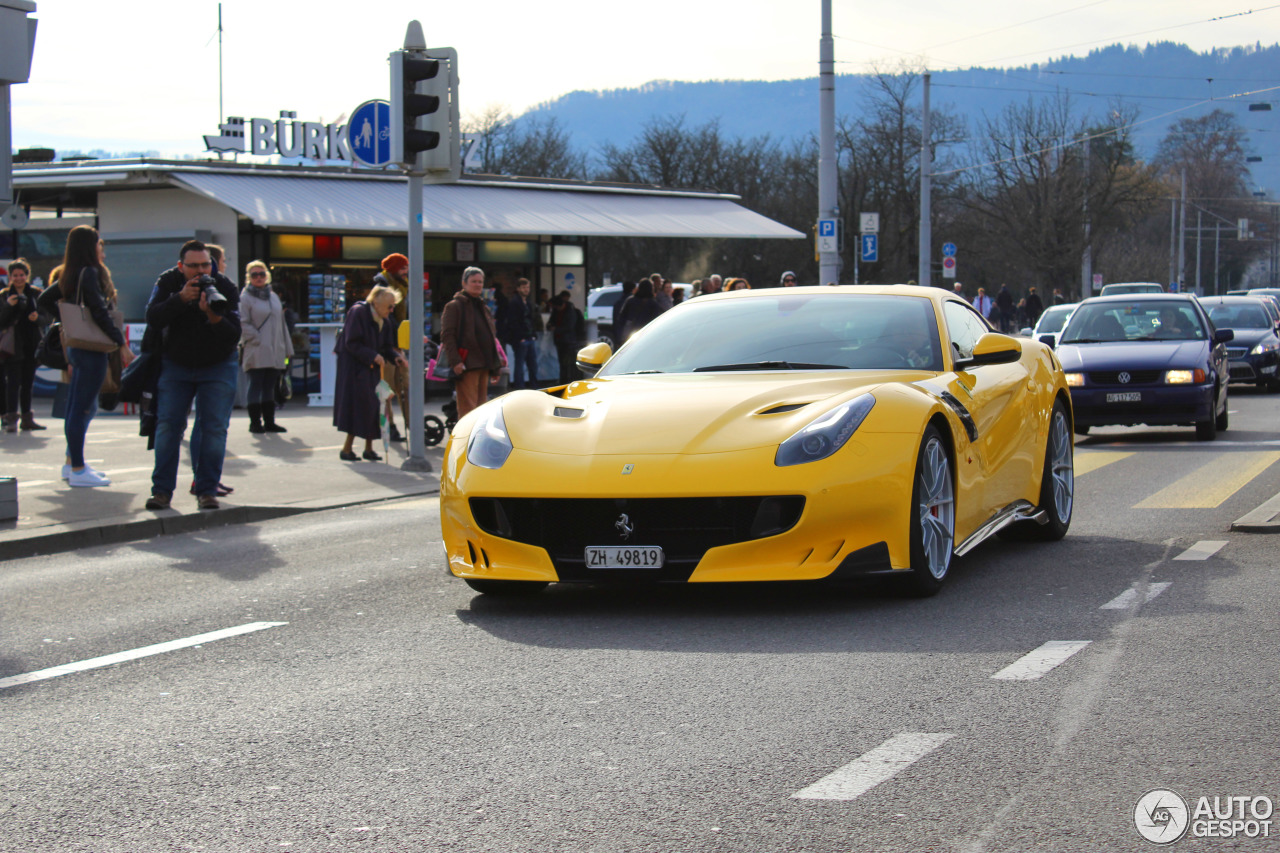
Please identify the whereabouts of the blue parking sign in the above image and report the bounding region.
[861,234,878,263]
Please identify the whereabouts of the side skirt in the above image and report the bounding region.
[953,500,1046,557]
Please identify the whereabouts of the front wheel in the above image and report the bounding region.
[1215,399,1229,431]
[1003,399,1073,541]
[1196,390,1219,441]
[464,578,549,596]
[905,425,955,597]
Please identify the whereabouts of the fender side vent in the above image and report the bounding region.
[553,407,585,418]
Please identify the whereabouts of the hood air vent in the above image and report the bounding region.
[758,403,809,416]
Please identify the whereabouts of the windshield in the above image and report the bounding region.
[1061,301,1205,344]
[1035,307,1073,334]
[599,294,944,375]
[1207,302,1272,330]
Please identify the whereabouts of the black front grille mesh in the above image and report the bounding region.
[469,496,804,582]
[1088,370,1162,385]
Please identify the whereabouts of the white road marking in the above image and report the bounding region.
[791,733,954,800]
[991,641,1091,681]
[1173,540,1227,561]
[0,622,287,690]
[1100,582,1172,610]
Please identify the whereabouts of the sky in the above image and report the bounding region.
[9,0,1279,157]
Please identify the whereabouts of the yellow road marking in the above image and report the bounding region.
[1073,451,1133,476]
[1135,452,1280,509]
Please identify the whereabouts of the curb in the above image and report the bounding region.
[1230,491,1280,534]
[0,490,438,561]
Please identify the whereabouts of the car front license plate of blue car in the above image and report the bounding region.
[585,546,665,569]
[1106,392,1142,403]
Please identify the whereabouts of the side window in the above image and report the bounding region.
[943,301,990,360]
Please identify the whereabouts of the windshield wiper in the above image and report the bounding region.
[693,361,845,372]
[1061,338,1110,344]
[619,369,664,374]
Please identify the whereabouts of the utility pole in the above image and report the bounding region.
[1178,170,1187,292]
[1081,135,1091,298]
[918,72,932,288]
[817,0,840,285]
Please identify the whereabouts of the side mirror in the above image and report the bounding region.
[575,341,612,377]
[955,332,1023,370]
[1038,334,1056,350]
[1019,327,1033,337]
[1213,328,1235,344]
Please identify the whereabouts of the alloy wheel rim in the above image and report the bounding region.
[1049,411,1074,523]
[918,436,955,579]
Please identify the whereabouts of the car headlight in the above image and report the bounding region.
[1164,369,1205,384]
[1064,372,1084,387]
[466,405,513,469]
[775,394,875,467]
[1251,341,1279,355]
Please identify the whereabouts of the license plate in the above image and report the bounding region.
[1106,392,1142,403]
[585,546,665,569]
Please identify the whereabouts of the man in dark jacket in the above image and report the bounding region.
[441,266,502,419]
[1024,287,1044,326]
[143,240,242,511]
[496,277,542,389]
[995,284,1015,333]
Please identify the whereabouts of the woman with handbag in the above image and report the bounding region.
[58,225,127,487]
[238,260,293,434]
[333,284,407,461]
[0,259,47,431]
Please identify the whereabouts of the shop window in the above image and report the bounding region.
[553,244,585,266]
[424,238,453,262]
[479,240,536,264]
[270,233,314,259]
[314,234,342,260]
[344,235,407,260]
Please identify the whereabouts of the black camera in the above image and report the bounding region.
[199,275,229,313]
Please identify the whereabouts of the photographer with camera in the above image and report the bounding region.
[142,240,242,511]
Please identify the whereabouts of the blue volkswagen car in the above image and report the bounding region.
[1051,294,1232,440]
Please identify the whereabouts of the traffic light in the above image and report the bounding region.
[389,50,451,171]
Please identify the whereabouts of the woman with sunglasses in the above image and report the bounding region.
[238,261,293,433]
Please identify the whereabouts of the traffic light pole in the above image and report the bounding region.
[402,168,428,471]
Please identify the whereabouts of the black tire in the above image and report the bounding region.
[423,415,446,446]
[464,578,549,596]
[1196,388,1219,441]
[1002,399,1073,541]
[1215,399,1229,431]
[905,425,955,597]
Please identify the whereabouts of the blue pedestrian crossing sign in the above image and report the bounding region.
[861,234,878,263]
[348,99,391,167]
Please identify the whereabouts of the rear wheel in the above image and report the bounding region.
[464,579,549,596]
[905,426,955,597]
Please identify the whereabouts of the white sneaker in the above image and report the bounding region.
[68,468,111,487]
[62,464,71,479]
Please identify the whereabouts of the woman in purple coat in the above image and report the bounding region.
[333,285,407,461]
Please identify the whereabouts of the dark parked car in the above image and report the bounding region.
[1201,295,1280,391]
[1052,294,1232,440]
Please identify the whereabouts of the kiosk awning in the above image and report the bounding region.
[170,172,804,239]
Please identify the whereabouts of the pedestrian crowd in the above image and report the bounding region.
[950,282,1067,333]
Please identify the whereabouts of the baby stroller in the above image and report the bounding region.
[423,338,456,447]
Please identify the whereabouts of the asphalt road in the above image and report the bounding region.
[3,390,1279,852]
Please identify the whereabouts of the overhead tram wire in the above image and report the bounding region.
[932,82,1280,179]
[836,5,1280,80]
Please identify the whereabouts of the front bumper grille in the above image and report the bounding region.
[468,496,805,582]
[1087,370,1162,385]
